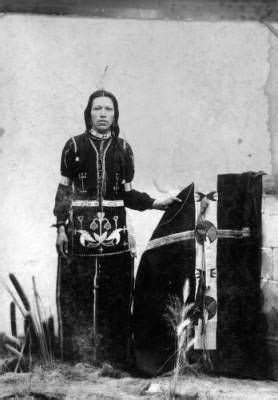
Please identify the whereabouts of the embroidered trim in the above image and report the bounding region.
[71,137,77,153]
[217,227,250,238]
[101,139,112,197]
[146,231,195,250]
[70,248,131,257]
[113,173,120,194]
[89,138,112,202]
[124,182,132,192]
[103,199,124,207]
[64,149,70,169]
[72,200,124,207]
[60,176,72,186]
[89,138,100,199]
[146,227,251,251]
[78,172,87,193]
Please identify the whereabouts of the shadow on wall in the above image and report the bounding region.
[1,0,278,21]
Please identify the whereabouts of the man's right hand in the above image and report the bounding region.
[56,225,68,258]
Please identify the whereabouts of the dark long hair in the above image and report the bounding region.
[84,90,120,137]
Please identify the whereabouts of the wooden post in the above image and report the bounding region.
[261,174,278,380]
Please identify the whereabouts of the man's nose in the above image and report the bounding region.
[100,108,107,117]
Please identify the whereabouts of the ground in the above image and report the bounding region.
[0,363,278,400]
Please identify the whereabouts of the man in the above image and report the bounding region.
[53,90,180,366]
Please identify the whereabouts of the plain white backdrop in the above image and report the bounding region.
[0,14,272,334]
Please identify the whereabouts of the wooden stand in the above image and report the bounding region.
[262,175,278,380]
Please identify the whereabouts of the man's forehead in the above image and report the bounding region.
[92,96,114,107]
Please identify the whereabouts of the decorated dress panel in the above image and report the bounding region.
[56,132,135,256]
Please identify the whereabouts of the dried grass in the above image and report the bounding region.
[164,275,215,400]
[2,274,56,373]
[164,279,197,399]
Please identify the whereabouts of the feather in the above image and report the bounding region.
[182,278,190,305]
[185,338,195,352]
[176,318,191,338]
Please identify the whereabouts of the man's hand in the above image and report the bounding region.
[152,196,182,211]
[56,225,68,257]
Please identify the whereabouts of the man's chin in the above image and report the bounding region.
[96,125,109,132]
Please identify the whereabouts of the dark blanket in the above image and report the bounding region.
[133,172,268,378]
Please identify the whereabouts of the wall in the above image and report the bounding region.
[0,14,274,334]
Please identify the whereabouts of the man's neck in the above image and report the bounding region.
[89,128,111,140]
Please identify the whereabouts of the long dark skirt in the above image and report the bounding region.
[56,252,134,365]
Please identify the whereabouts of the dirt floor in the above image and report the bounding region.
[0,363,278,400]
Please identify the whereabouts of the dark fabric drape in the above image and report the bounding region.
[133,184,196,374]
[215,172,268,378]
[133,173,268,378]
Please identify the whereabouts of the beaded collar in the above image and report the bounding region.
[89,128,112,140]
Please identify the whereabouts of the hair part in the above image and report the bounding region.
[84,90,120,136]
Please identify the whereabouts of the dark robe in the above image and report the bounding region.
[54,131,154,364]
[133,172,268,378]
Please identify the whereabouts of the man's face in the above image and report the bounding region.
[91,96,115,133]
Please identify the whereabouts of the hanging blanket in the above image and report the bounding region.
[133,172,268,378]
